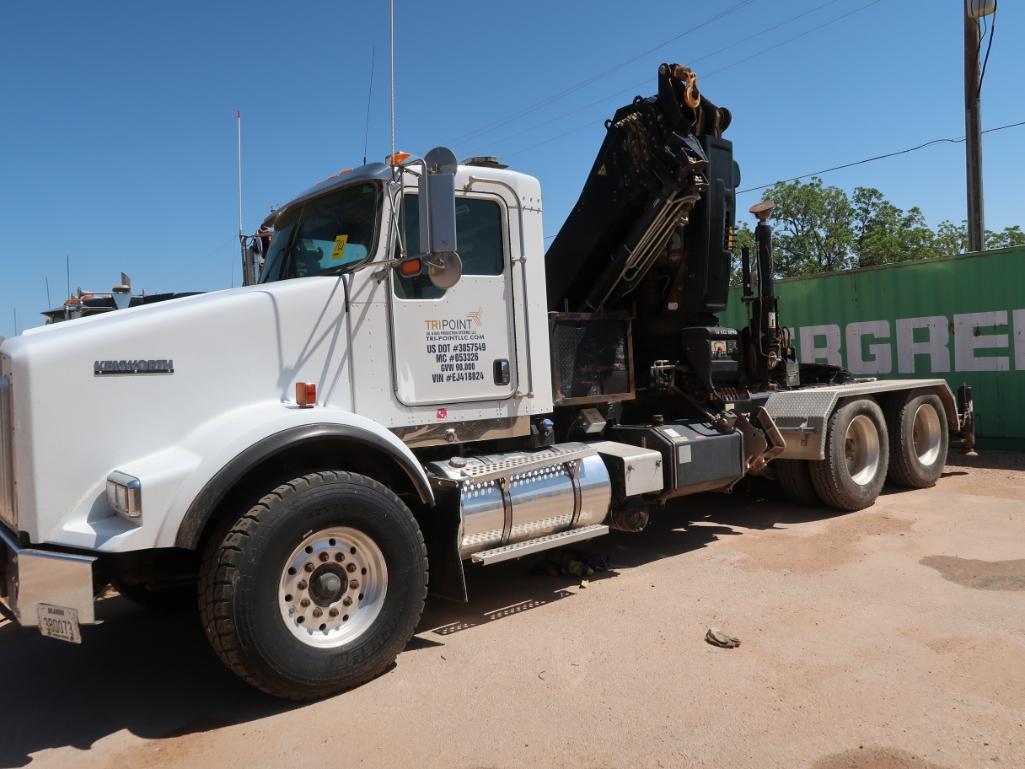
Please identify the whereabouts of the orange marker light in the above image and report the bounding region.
[296,382,317,408]
[386,151,412,165]
[399,258,422,277]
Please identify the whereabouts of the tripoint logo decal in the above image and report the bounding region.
[423,309,488,384]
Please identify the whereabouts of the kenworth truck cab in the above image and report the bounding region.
[0,64,974,700]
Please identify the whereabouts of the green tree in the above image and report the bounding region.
[933,220,967,256]
[988,225,1025,249]
[758,178,855,277]
[851,187,940,266]
[730,179,1024,281]
[928,222,1023,254]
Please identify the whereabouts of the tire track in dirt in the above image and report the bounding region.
[813,746,954,769]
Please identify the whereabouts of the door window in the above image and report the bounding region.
[394,195,504,299]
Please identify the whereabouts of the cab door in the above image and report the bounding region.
[388,189,518,406]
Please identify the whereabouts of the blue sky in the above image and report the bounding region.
[1,0,1022,338]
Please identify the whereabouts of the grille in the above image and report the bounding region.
[0,364,16,530]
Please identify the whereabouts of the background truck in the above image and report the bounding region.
[0,63,974,700]
[40,273,200,324]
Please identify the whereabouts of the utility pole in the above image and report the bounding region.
[964,0,995,252]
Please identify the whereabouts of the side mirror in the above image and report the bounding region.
[393,252,463,290]
[418,147,461,289]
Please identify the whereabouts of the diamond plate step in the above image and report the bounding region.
[470,524,609,566]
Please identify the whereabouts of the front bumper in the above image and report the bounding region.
[0,524,97,627]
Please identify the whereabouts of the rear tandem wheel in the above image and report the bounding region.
[809,398,890,511]
[774,459,821,507]
[885,391,949,488]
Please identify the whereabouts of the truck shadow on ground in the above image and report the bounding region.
[416,513,734,639]
[0,491,850,767]
[0,599,295,768]
[415,486,853,637]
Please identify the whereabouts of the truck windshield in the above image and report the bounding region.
[260,182,381,282]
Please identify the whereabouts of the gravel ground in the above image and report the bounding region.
[1,454,1022,769]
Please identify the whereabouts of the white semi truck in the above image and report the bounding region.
[0,65,974,700]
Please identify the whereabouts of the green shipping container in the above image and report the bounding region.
[721,246,1025,449]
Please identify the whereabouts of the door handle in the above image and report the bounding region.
[493,359,510,386]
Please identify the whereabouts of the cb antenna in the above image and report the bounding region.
[236,109,244,240]
[236,109,245,288]
[363,45,376,166]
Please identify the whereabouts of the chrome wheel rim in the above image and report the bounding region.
[278,526,387,648]
[912,403,943,466]
[844,414,881,486]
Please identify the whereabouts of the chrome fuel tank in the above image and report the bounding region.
[427,443,611,559]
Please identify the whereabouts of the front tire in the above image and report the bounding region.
[199,471,427,700]
[809,399,889,511]
[886,392,949,488]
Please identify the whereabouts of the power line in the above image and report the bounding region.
[736,119,1025,194]
[501,0,884,160]
[698,0,881,80]
[979,0,997,95]
[450,0,759,146]
[467,0,848,157]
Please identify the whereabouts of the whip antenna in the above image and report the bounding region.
[236,109,248,287]
[363,45,376,166]
[389,0,396,164]
[236,109,243,240]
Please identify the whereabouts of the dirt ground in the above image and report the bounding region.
[1,453,1023,769]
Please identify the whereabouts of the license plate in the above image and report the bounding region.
[37,603,82,644]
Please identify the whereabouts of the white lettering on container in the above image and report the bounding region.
[954,311,1009,372]
[1014,309,1025,371]
[799,324,842,366]
[896,316,950,374]
[845,320,892,375]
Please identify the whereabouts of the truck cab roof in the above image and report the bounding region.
[263,157,540,230]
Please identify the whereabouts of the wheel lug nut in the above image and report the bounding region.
[346,562,357,573]
[334,552,345,562]
[297,580,308,590]
[300,598,310,608]
[319,552,329,562]
[329,608,339,617]
[312,608,323,618]
[342,596,353,606]
[349,579,359,590]
[304,562,315,573]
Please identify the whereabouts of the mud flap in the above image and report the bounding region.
[420,503,468,603]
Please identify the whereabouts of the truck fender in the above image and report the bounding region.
[173,422,434,551]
